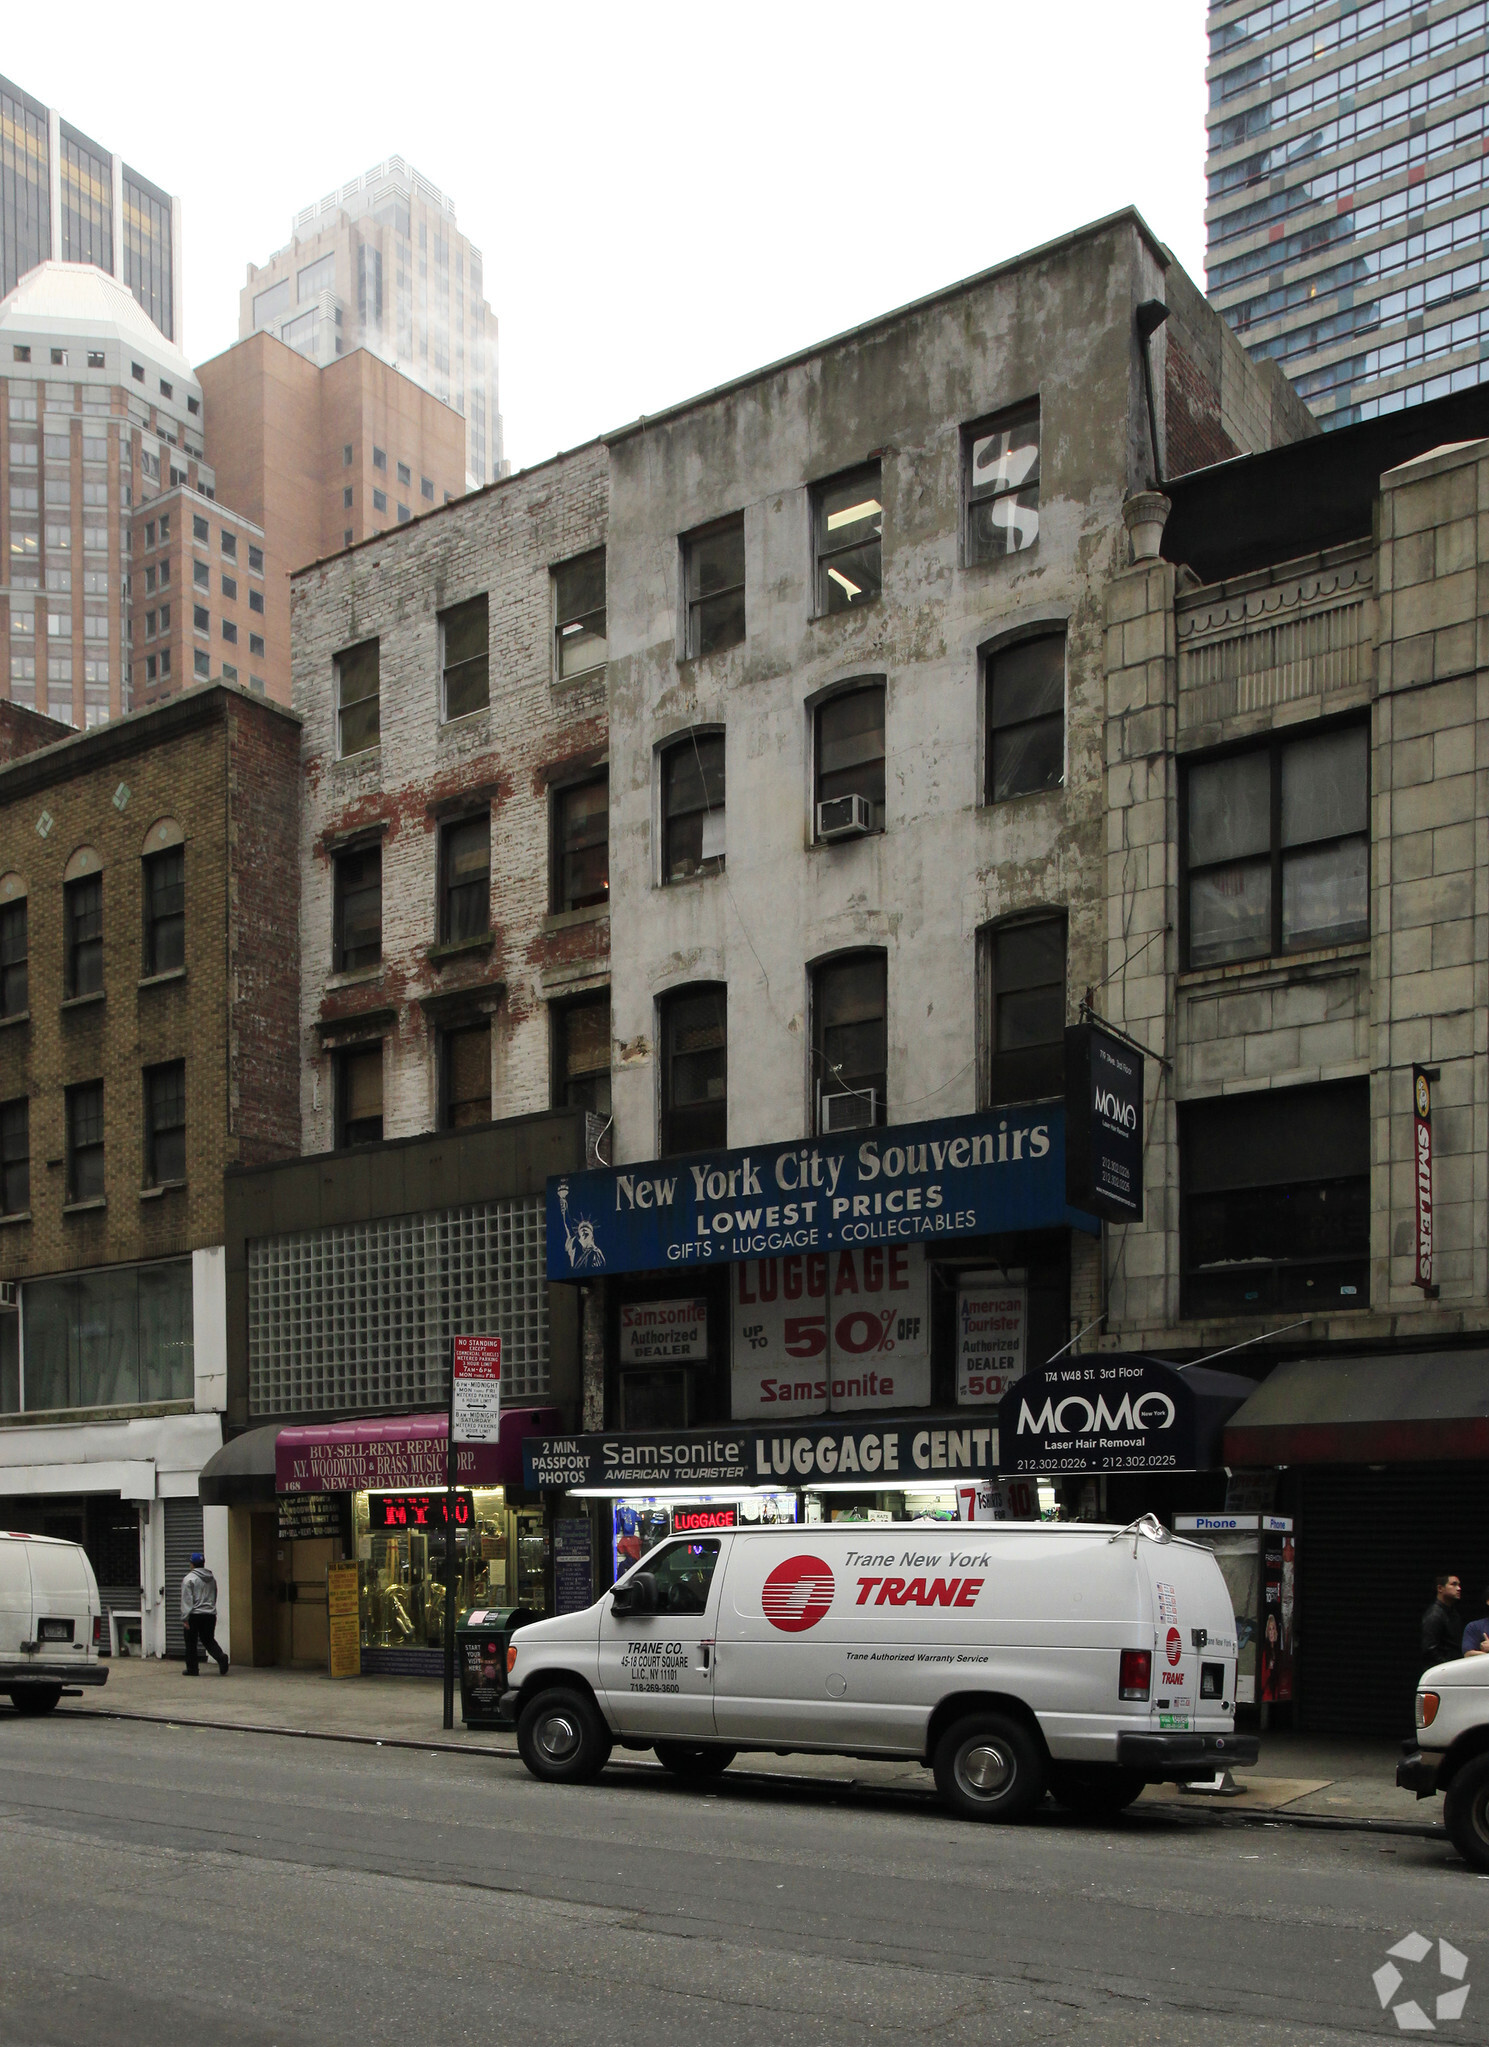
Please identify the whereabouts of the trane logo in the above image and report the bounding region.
[761,1555,835,1632]
[1016,1391,1176,1436]
[1094,1087,1137,1129]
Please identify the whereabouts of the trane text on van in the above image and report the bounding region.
[502,1519,1257,1823]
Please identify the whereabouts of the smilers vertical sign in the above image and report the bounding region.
[1064,1021,1143,1224]
[1412,1065,1435,1294]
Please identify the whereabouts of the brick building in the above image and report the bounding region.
[1101,382,1489,1731]
[196,331,468,707]
[204,449,608,1666]
[0,682,300,1661]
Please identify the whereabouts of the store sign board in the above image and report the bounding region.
[955,1281,1027,1406]
[553,1518,594,1614]
[452,1334,502,1446]
[731,1245,929,1418]
[1413,1064,1435,1291]
[278,1493,341,1540]
[1064,1023,1143,1223]
[999,1357,1200,1475]
[524,1415,1003,1492]
[327,1560,361,1680]
[549,1105,1098,1280]
[620,1298,709,1364]
[954,1477,1038,1522]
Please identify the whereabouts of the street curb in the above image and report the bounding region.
[60,1703,1444,1840]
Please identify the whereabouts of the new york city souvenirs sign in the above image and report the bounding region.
[548,1105,1098,1280]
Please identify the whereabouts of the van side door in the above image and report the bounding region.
[596,1536,727,1740]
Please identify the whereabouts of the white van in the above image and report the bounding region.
[506,1517,1257,1820]
[0,1530,108,1716]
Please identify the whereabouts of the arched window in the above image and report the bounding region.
[984,630,1065,803]
[658,984,726,1155]
[660,730,724,882]
[62,847,103,998]
[812,950,887,1132]
[141,819,185,975]
[977,911,1067,1106]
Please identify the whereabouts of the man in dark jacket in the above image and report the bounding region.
[1420,1573,1462,1672]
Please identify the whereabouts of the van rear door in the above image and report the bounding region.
[1147,1542,1234,1734]
[25,1540,94,1663]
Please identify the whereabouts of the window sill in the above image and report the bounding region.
[61,1198,106,1215]
[961,540,1041,573]
[978,783,1065,811]
[325,964,382,992]
[336,746,381,767]
[138,968,186,990]
[427,932,495,967]
[60,991,104,1012]
[0,1010,29,1030]
[140,1181,185,1201]
[542,902,610,933]
[808,829,885,852]
[1176,939,1370,991]
[676,640,746,671]
[808,597,881,627]
[0,1210,31,1227]
[658,865,725,890]
[439,703,491,731]
[551,663,606,692]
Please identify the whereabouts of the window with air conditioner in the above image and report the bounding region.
[814,683,884,841]
[813,951,887,1133]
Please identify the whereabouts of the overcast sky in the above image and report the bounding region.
[8,1,1210,473]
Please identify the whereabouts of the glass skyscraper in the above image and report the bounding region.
[1205,0,1489,425]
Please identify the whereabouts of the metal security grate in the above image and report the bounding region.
[247,1199,549,1417]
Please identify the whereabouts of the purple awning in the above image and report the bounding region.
[275,1407,562,1495]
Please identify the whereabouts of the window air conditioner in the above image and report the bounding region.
[817,793,872,841]
[819,1087,876,1132]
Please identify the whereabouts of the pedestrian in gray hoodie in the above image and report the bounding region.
[181,1551,229,1676]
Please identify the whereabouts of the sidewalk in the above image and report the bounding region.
[51,1656,1422,1829]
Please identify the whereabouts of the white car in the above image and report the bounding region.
[1399,1653,1489,1869]
[504,1517,1257,1821]
[0,1530,109,1716]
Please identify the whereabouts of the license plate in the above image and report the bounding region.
[37,1617,74,1643]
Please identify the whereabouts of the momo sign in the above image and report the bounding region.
[1000,1358,1203,1475]
[1065,1022,1143,1223]
[548,1106,1098,1279]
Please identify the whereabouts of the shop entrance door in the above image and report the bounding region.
[596,1537,724,1740]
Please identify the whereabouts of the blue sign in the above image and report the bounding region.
[547,1105,1098,1279]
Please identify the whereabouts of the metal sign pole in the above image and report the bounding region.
[443,1336,457,1731]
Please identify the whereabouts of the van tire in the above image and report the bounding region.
[1444,1752,1489,1871]
[654,1741,736,1780]
[933,1712,1045,1821]
[10,1685,62,1717]
[1048,1765,1146,1816]
[517,1686,612,1784]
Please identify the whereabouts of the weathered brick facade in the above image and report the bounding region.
[292,445,608,1147]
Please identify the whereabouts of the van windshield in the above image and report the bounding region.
[643,1539,722,1615]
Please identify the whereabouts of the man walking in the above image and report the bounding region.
[1420,1572,1463,1673]
[181,1550,229,1677]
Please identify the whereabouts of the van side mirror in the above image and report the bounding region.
[612,1572,657,1617]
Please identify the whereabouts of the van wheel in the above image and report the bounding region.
[654,1741,736,1780]
[10,1686,62,1717]
[1444,1753,1489,1871]
[933,1712,1045,1821]
[516,1686,612,1784]
[1048,1765,1146,1816]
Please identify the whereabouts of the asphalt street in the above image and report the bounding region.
[0,1713,1482,2046]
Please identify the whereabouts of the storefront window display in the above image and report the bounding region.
[611,1491,797,1580]
[352,1486,549,1651]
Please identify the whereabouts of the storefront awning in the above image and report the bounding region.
[1223,1351,1489,1466]
[275,1407,562,1495]
[199,1424,283,1507]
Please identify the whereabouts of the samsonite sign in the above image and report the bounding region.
[523,1415,1004,1491]
[548,1106,1098,1279]
[731,1244,929,1417]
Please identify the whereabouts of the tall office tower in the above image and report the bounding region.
[1205,0,1489,426]
[0,73,182,344]
[239,158,502,490]
[0,263,226,729]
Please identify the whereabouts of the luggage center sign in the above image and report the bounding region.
[549,1105,1098,1279]
[524,1414,1005,1491]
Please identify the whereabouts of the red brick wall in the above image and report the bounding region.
[1166,335,1240,479]
[0,702,72,763]
[228,694,302,1164]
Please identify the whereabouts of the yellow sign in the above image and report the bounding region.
[327,1560,361,1679]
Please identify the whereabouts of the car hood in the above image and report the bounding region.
[1420,1655,1489,1689]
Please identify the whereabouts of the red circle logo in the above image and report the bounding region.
[1166,1627,1183,1667]
[762,1555,835,1633]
